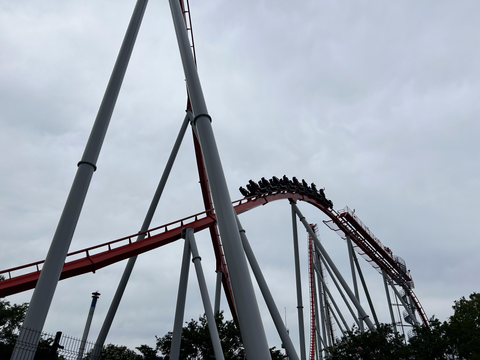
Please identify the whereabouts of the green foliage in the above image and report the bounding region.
[327,293,480,359]
[135,344,161,360]
[156,313,235,359]
[326,323,409,360]
[155,312,285,360]
[409,317,452,360]
[0,298,28,358]
[1,290,479,359]
[94,343,144,360]
[448,292,480,360]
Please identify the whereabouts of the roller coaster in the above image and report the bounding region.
[2,175,428,359]
[3,1,428,360]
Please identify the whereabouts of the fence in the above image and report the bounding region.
[9,327,99,360]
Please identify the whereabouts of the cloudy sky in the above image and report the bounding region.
[1,0,479,355]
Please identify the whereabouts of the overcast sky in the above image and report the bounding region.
[1,0,479,355]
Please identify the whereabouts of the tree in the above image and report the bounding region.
[326,324,409,360]
[86,343,143,360]
[0,298,61,359]
[3,289,478,359]
[0,297,28,358]
[135,344,162,360]
[447,292,480,359]
[326,292,480,360]
[156,312,285,360]
[409,317,452,360]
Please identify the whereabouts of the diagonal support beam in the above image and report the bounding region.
[316,246,360,328]
[169,0,271,358]
[385,277,420,326]
[311,259,349,334]
[169,233,192,360]
[291,206,307,360]
[91,111,191,359]
[346,233,364,333]
[290,200,375,331]
[11,2,149,359]
[236,216,300,360]
[382,269,397,332]
[349,237,380,328]
[184,227,225,360]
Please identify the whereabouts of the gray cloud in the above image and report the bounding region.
[1,0,479,353]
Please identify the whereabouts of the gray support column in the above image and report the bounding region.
[385,279,419,326]
[311,270,324,360]
[291,205,307,360]
[317,249,360,328]
[169,1,271,358]
[170,234,192,360]
[290,201,375,331]
[404,293,417,323]
[382,269,397,332]
[236,218,300,360]
[346,234,364,333]
[350,242,380,328]
[312,260,348,334]
[317,255,333,347]
[185,228,225,360]
[314,267,347,335]
[11,2,149,359]
[214,271,223,315]
[328,302,345,336]
[91,112,191,360]
[323,287,333,347]
[394,291,407,340]
[313,254,328,349]
[77,292,101,360]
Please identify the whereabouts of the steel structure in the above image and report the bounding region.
[77,292,101,360]
[2,1,428,359]
[2,186,428,358]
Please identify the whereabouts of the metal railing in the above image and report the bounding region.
[9,327,99,360]
[0,209,212,281]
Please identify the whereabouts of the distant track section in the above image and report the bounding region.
[0,184,428,326]
[0,194,300,298]
[323,206,428,326]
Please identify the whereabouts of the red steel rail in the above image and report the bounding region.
[0,191,428,327]
[323,207,428,326]
[0,194,303,297]
[308,232,316,360]
[0,210,215,297]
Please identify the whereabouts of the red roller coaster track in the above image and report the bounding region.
[0,189,428,327]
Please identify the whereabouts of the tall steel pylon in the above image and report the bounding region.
[10,1,272,358]
[10,1,150,359]
[3,181,428,358]
[4,2,429,359]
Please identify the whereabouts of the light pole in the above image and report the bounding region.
[77,292,101,360]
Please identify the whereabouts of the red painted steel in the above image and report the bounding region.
[0,194,298,297]
[192,129,237,320]
[323,207,428,327]
[179,0,237,318]
[0,212,214,297]
[0,190,429,327]
[308,231,316,360]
